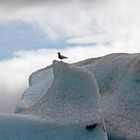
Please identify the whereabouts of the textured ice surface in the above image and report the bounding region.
[16,53,140,140]
[15,66,54,113]
[81,53,140,140]
[24,61,103,124]
[0,113,107,140]
[2,61,108,140]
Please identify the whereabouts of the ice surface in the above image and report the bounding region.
[81,53,140,140]
[1,60,108,140]
[16,53,140,140]
[24,61,103,124]
[0,113,107,140]
[15,66,54,113]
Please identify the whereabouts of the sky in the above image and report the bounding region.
[0,0,140,113]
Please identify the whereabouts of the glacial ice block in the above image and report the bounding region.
[22,61,108,140]
[15,53,140,140]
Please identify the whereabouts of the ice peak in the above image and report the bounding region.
[52,61,99,100]
[24,61,102,125]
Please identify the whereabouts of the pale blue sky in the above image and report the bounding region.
[0,21,66,59]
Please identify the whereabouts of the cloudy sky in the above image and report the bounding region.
[0,0,140,113]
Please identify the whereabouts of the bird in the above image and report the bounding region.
[57,52,68,61]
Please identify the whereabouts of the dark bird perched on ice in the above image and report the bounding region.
[57,52,68,61]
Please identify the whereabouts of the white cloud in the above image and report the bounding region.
[67,34,112,45]
[0,0,110,40]
[1,0,140,49]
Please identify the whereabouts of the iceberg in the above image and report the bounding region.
[0,60,108,140]
[16,53,140,140]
